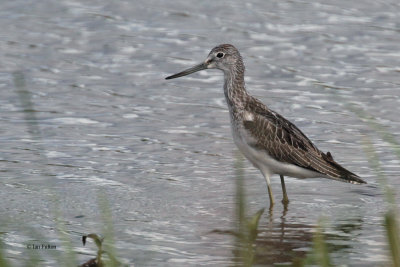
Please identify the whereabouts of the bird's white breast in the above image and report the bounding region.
[229,111,323,179]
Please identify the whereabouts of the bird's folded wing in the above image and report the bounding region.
[242,99,365,184]
[242,103,344,177]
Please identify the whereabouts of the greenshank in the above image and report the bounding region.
[166,44,366,206]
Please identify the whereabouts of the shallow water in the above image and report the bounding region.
[0,0,400,266]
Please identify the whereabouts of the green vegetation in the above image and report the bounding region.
[348,93,400,267]
[0,196,122,267]
[231,87,400,266]
[292,220,332,267]
[1,72,399,266]
[82,234,105,267]
[362,136,400,267]
[234,152,265,267]
[0,73,123,266]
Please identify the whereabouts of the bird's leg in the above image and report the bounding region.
[267,186,274,210]
[280,175,289,205]
[263,172,274,207]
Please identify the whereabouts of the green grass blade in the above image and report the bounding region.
[385,211,400,267]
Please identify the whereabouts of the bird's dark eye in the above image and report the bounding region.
[216,52,224,58]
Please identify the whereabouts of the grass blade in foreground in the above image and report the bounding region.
[233,152,264,267]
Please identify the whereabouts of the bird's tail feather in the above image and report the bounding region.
[322,152,366,184]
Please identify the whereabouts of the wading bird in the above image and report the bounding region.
[166,44,366,207]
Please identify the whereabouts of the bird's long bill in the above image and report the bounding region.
[165,62,207,80]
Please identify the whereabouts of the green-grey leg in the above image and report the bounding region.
[280,175,289,205]
[262,171,275,207]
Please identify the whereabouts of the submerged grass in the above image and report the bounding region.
[0,71,123,266]
[348,104,400,161]
[55,211,78,267]
[0,238,11,267]
[292,87,400,266]
[2,71,399,266]
[233,85,400,266]
[363,136,400,267]
[292,220,332,267]
[96,192,120,267]
[345,88,400,266]
[0,195,122,267]
[82,234,105,267]
[385,211,400,267]
[77,194,124,267]
[234,152,264,267]
[0,196,121,267]
[299,85,400,266]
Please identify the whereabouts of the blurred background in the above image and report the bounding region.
[0,0,399,266]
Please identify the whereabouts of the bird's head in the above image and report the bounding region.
[165,44,243,80]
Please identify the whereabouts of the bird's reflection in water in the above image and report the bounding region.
[211,205,364,265]
[253,207,313,265]
[255,207,363,265]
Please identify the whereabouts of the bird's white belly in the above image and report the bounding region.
[231,124,323,179]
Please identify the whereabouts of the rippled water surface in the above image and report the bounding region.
[1,0,400,266]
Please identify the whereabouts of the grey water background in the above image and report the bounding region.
[1,0,400,266]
